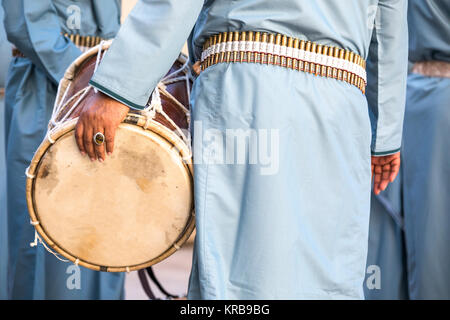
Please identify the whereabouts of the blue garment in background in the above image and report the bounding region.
[365,0,450,300]
[2,0,125,299]
[0,4,12,300]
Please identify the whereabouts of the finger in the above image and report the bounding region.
[94,128,106,162]
[373,179,380,195]
[373,166,382,183]
[75,122,86,156]
[104,126,116,156]
[389,160,401,182]
[380,162,396,192]
[84,126,96,161]
[373,166,383,194]
[389,167,399,183]
[379,177,390,192]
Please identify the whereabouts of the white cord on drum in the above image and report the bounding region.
[29,221,70,263]
[160,56,194,111]
[50,41,105,130]
[144,86,192,155]
[49,81,71,130]
[50,86,92,129]
[143,56,194,157]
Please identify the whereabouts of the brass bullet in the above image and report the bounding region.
[332,47,339,79]
[304,41,311,73]
[267,33,275,65]
[261,33,268,65]
[348,51,354,84]
[310,42,317,74]
[255,32,261,63]
[362,59,367,90]
[209,35,217,67]
[299,40,306,72]
[248,31,254,63]
[74,34,80,47]
[240,32,247,63]
[214,33,222,65]
[321,46,328,77]
[315,44,322,76]
[360,56,366,89]
[274,34,282,66]
[202,38,209,70]
[232,31,240,63]
[206,35,212,67]
[287,37,294,69]
[81,35,86,48]
[219,32,228,63]
[354,55,361,88]
[226,32,233,63]
[338,49,345,81]
[293,38,299,70]
[326,46,333,78]
[281,35,288,67]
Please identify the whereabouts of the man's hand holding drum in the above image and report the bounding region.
[75,92,129,162]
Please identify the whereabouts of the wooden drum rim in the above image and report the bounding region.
[26,117,195,272]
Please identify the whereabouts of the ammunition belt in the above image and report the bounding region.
[201,31,367,94]
[12,34,106,58]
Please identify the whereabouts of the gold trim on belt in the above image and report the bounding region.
[201,31,367,94]
[63,33,105,50]
[12,34,106,58]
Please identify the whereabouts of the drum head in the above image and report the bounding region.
[30,123,193,271]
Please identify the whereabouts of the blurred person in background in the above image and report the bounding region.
[0,3,11,300]
[365,0,450,300]
[1,0,124,299]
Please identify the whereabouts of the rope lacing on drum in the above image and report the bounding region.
[29,220,70,263]
[49,40,193,162]
[49,41,105,131]
[142,56,193,160]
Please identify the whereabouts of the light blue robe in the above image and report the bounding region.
[365,0,450,300]
[91,0,408,299]
[0,4,11,301]
[2,0,125,300]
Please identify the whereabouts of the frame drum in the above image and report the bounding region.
[25,41,195,272]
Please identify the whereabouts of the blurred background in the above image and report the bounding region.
[0,0,193,301]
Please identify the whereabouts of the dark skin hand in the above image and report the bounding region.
[371,152,401,195]
[75,91,129,162]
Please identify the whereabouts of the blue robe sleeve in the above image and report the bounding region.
[366,0,408,156]
[90,0,204,110]
[1,0,82,85]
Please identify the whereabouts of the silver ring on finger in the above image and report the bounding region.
[93,132,105,146]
